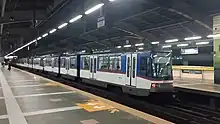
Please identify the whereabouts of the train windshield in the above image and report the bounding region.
[151,52,172,80]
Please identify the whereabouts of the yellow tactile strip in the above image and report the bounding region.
[77,100,115,112]
[14,67,173,124]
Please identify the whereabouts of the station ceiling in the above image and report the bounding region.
[1,0,220,57]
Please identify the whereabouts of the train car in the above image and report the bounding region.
[15,51,173,96]
[40,55,80,79]
[80,51,173,96]
[60,55,80,77]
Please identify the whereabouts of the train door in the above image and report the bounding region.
[90,55,97,79]
[51,58,54,72]
[125,53,137,87]
[66,58,70,74]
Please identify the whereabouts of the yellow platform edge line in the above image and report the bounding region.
[172,66,214,71]
[13,67,173,124]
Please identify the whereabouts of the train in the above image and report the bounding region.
[15,51,173,96]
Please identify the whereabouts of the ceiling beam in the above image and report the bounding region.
[0,10,46,25]
[148,0,212,31]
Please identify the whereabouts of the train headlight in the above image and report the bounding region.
[151,83,156,88]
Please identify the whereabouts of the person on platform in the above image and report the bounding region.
[1,62,4,68]
[8,62,11,71]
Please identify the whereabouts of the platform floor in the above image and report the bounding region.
[0,67,171,124]
[174,78,220,94]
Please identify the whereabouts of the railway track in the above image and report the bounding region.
[18,67,220,124]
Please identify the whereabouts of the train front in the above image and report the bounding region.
[149,51,173,93]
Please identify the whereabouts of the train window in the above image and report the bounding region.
[54,58,59,67]
[45,58,52,66]
[151,53,172,79]
[82,57,90,70]
[139,57,152,77]
[109,56,121,71]
[70,57,76,69]
[40,59,44,67]
[61,58,66,68]
[98,56,109,70]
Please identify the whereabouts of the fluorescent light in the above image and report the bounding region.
[37,37,42,40]
[151,41,159,45]
[124,45,131,48]
[69,15,83,23]
[58,23,68,29]
[85,3,104,15]
[116,46,121,48]
[207,34,220,38]
[109,0,116,2]
[162,45,172,48]
[177,44,189,47]
[81,50,86,53]
[135,43,144,47]
[138,47,144,50]
[32,39,37,42]
[42,33,48,38]
[49,29,57,34]
[184,36,202,41]
[196,42,209,45]
[165,39,179,43]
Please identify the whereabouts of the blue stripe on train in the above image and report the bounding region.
[137,52,151,76]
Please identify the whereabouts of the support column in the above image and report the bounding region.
[213,15,220,84]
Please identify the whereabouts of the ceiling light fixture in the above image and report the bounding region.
[116,46,121,48]
[49,29,57,34]
[162,45,172,48]
[184,36,202,41]
[207,34,220,38]
[177,44,189,47]
[151,41,159,45]
[42,33,48,38]
[124,45,132,48]
[135,43,144,47]
[196,42,210,45]
[165,39,179,43]
[85,3,104,15]
[58,23,68,29]
[138,47,144,50]
[69,15,83,23]
[37,37,42,40]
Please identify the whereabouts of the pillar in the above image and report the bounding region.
[213,15,220,84]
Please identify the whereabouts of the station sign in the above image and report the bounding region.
[181,48,198,55]
[97,16,105,28]
[182,69,202,74]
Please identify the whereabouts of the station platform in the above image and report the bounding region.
[0,66,171,124]
[174,79,220,96]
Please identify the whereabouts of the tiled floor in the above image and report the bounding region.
[0,67,158,124]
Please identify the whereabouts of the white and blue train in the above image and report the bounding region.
[16,51,173,96]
